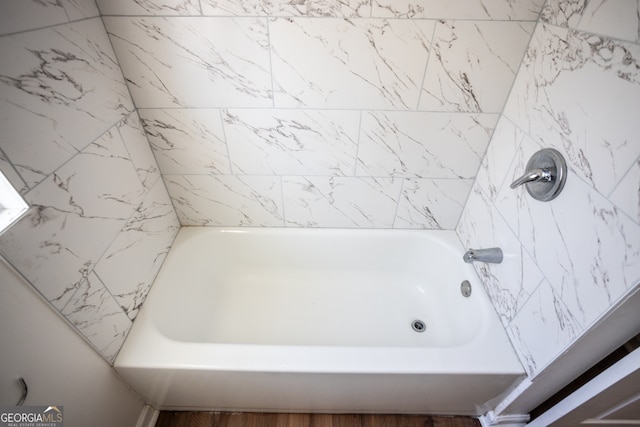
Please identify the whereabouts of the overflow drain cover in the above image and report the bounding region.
[411,320,426,333]
[461,280,472,297]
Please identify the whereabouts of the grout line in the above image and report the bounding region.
[390,177,405,229]
[0,16,100,38]
[415,20,438,110]
[266,18,276,109]
[352,111,364,176]
[605,154,639,200]
[218,109,235,175]
[279,176,286,226]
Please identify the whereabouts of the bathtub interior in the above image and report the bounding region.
[150,228,487,347]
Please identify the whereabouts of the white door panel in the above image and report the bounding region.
[529,348,640,427]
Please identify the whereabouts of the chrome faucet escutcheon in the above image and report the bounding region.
[509,148,567,202]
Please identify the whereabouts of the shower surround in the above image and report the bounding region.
[101,0,541,228]
[0,0,542,363]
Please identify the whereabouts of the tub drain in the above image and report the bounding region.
[411,320,426,333]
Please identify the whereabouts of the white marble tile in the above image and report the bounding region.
[0,1,69,36]
[610,158,640,224]
[139,109,230,175]
[475,117,526,202]
[577,0,640,43]
[419,20,535,113]
[457,183,545,326]
[540,0,587,27]
[356,112,497,178]
[495,133,640,328]
[97,0,201,16]
[394,178,472,229]
[270,18,434,109]
[201,0,372,17]
[503,23,640,196]
[283,176,401,227]
[63,130,147,214]
[0,128,145,310]
[507,280,582,377]
[223,109,360,175]
[94,179,180,320]
[164,174,283,226]
[373,0,545,20]
[60,0,100,20]
[0,19,134,189]
[117,112,162,190]
[61,272,132,363]
[103,17,272,108]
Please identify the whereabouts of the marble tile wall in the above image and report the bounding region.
[457,0,640,378]
[0,1,180,362]
[98,0,544,229]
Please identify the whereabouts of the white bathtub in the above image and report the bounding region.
[115,227,524,415]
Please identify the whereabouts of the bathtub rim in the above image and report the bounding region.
[115,226,524,377]
[115,328,526,376]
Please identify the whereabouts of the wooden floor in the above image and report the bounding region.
[155,412,481,427]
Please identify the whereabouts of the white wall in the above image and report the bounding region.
[0,259,143,427]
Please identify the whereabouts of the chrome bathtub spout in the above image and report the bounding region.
[463,248,503,264]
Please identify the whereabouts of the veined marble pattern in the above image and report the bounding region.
[373,0,545,20]
[356,112,497,178]
[103,17,272,108]
[496,133,640,329]
[474,117,524,202]
[96,0,202,16]
[540,0,587,27]
[503,23,640,196]
[270,18,434,109]
[0,18,134,189]
[200,0,372,17]
[457,3,640,380]
[60,272,133,363]
[577,0,640,43]
[0,149,27,195]
[223,109,360,175]
[507,280,582,376]
[117,112,162,190]
[164,174,284,226]
[0,0,99,36]
[283,176,401,227]
[91,0,545,20]
[394,178,472,229]
[61,0,100,20]
[610,159,640,224]
[542,0,640,44]
[0,0,69,36]
[0,127,145,310]
[94,179,180,320]
[419,21,535,113]
[139,109,230,175]
[456,183,545,327]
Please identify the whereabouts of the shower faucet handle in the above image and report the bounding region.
[510,168,552,189]
[509,148,568,202]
